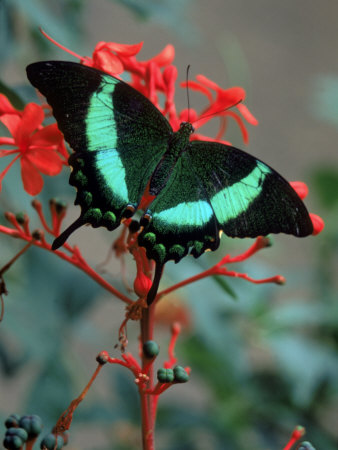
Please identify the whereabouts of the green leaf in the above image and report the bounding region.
[0,79,25,110]
[212,275,237,300]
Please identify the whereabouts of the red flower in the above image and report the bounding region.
[0,101,67,195]
[0,94,21,116]
[180,75,258,143]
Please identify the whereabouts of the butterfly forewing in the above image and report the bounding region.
[187,141,313,238]
[26,61,172,239]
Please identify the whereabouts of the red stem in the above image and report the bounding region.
[0,225,133,304]
[139,302,156,450]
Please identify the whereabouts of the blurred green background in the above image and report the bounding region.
[0,1,337,449]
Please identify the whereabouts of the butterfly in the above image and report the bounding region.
[26,61,313,269]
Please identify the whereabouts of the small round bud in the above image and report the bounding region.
[173,366,189,383]
[143,340,159,358]
[19,415,43,437]
[3,435,22,449]
[4,212,15,222]
[32,230,43,241]
[96,351,109,365]
[40,433,64,449]
[50,198,67,215]
[3,427,28,449]
[8,427,28,441]
[157,368,174,383]
[5,414,21,428]
[15,212,26,225]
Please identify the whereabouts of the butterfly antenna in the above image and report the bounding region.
[192,99,243,127]
[186,65,191,123]
[146,262,164,305]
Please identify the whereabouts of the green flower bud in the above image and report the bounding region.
[5,414,21,429]
[19,414,43,437]
[173,365,189,383]
[143,340,159,358]
[40,433,64,449]
[157,368,174,383]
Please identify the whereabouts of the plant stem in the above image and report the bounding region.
[140,302,155,450]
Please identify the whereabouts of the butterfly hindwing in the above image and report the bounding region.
[26,61,172,241]
[138,150,221,264]
[139,140,313,264]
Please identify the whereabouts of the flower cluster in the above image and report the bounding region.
[0,96,68,195]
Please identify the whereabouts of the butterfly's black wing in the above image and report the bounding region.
[139,140,313,264]
[26,61,172,247]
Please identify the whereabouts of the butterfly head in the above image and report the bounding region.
[179,121,195,137]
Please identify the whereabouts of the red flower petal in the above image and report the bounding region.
[20,157,44,195]
[0,94,20,115]
[0,114,21,137]
[181,80,213,103]
[30,123,63,146]
[310,213,325,235]
[223,110,249,144]
[216,86,246,110]
[26,147,63,175]
[16,103,44,148]
[93,50,124,74]
[290,181,309,200]
[96,41,143,57]
[57,139,69,160]
[148,44,175,67]
[195,74,220,91]
[236,103,258,125]
[0,137,16,147]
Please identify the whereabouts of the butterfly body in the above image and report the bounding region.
[26,61,313,266]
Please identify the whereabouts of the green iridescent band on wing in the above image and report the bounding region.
[27,62,313,261]
[138,138,313,264]
[138,149,221,264]
[26,61,172,247]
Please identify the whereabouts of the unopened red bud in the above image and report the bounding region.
[290,181,309,200]
[50,198,67,215]
[31,199,41,209]
[4,212,15,222]
[310,213,324,236]
[275,275,286,285]
[32,230,43,241]
[96,351,109,365]
[256,236,271,249]
[15,212,27,225]
[171,322,181,334]
[134,271,152,298]
[292,425,305,440]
